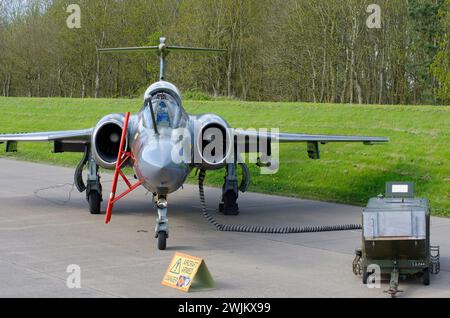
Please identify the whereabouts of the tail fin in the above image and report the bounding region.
[97,37,226,80]
[97,45,226,54]
[97,37,226,54]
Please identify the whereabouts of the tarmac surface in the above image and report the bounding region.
[0,158,449,298]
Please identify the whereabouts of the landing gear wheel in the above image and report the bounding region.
[157,231,167,250]
[362,267,369,284]
[422,268,430,286]
[221,190,239,215]
[88,191,101,214]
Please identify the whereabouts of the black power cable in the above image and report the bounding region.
[198,169,362,234]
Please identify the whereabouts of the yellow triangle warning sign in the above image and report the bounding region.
[161,252,215,292]
[170,258,181,274]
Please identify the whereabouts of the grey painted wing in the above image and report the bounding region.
[234,129,389,144]
[0,128,93,143]
[234,129,388,159]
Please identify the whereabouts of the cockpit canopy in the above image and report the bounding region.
[142,81,185,129]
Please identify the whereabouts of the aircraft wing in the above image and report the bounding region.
[234,129,388,159]
[0,128,93,152]
[235,130,388,143]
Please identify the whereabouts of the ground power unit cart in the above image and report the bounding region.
[353,182,440,297]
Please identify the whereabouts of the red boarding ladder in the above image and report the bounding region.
[105,112,143,224]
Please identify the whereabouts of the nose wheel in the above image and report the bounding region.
[157,231,168,250]
[155,195,169,250]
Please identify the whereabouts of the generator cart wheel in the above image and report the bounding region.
[157,231,167,250]
[88,191,101,214]
[422,268,430,286]
[362,271,369,284]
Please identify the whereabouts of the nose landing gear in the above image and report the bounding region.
[155,195,169,250]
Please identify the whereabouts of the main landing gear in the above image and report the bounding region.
[74,145,103,215]
[219,163,250,215]
[86,154,102,214]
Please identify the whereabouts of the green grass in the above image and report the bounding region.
[0,97,449,216]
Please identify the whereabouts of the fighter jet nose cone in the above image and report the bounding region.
[135,142,188,194]
[145,150,173,172]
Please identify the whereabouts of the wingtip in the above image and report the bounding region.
[363,137,389,145]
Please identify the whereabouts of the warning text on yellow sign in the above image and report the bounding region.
[161,252,204,292]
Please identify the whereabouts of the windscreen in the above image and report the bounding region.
[143,91,182,129]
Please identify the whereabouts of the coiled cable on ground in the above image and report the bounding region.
[198,169,362,234]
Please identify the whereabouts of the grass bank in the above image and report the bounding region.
[0,97,449,215]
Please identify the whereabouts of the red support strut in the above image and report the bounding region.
[105,112,143,224]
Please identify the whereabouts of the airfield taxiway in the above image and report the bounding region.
[0,158,449,297]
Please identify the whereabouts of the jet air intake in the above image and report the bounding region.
[92,114,129,169]
[196,121,233,170]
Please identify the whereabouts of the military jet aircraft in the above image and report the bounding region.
[0,37,388,250]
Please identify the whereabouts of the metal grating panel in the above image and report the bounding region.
[363,209,426,239]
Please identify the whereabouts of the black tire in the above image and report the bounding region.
[422,268,430,286]
[88,191,101,214]
[157,231,167,250]
[222,190,239,215]
[362,271,369,284]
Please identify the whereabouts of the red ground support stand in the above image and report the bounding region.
[105,112,143,224]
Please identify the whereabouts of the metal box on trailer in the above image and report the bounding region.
[353,182,439,296]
